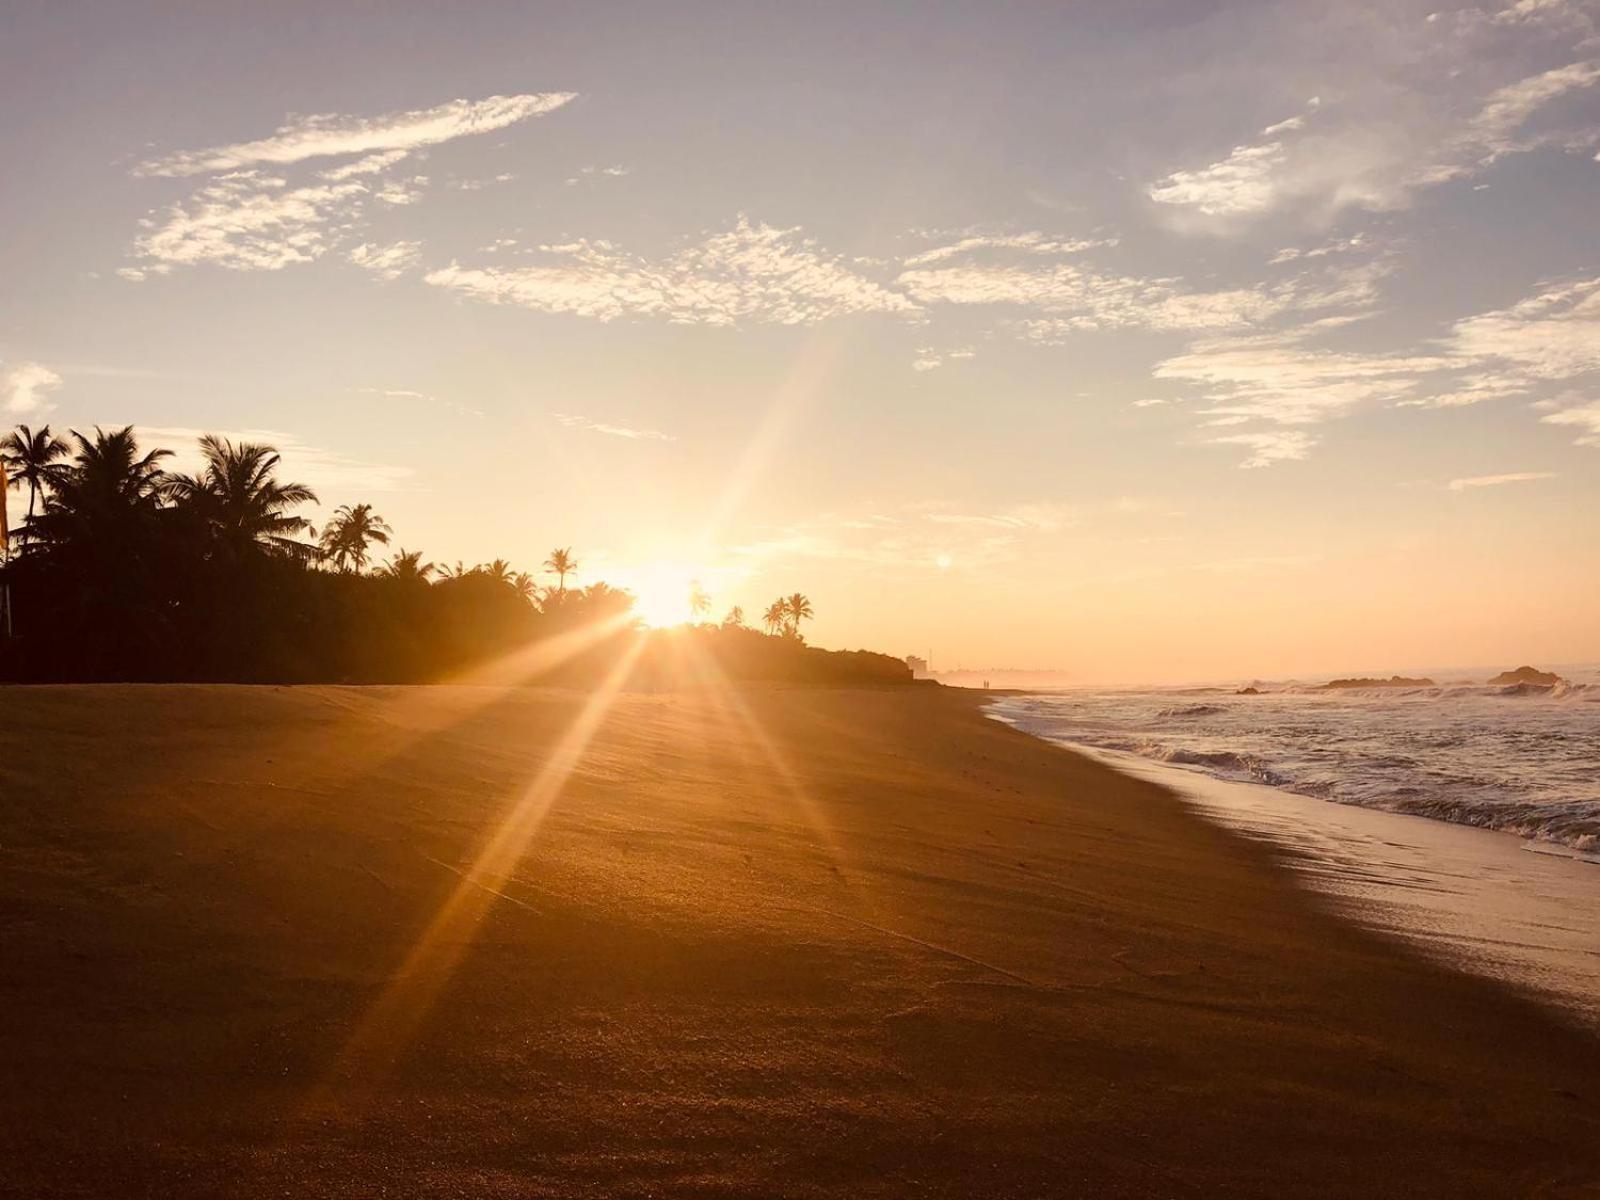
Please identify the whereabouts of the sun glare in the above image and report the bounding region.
[621,563,703,628]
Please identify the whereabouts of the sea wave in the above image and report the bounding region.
[988,673,1600,853]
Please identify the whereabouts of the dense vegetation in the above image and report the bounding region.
[0,425,910,687]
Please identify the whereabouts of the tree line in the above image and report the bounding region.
[0,425,903,687]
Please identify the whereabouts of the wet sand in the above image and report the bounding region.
[2,684,1598,1197]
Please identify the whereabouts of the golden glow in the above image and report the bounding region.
[615,562,708,628]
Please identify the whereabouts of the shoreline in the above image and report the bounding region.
[985,713,1600,1032]
[3,683,1599,1196]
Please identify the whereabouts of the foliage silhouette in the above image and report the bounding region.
[0,425,910,688]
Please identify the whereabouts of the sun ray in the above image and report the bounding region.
[311,636,646,1097]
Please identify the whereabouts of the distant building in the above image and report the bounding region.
[906,655,930,679]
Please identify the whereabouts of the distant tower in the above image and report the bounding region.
[905,654,930,680]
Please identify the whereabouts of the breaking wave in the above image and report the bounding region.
[990,668,1600,853]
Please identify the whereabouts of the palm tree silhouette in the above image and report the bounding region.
[723,605,745,628]
[1,424,70,549]
[478,558,515,586]
[512,572,539,601]
[784,592,814,640]
[762,599,787,636]
[377,549,435,583]
[29,427,171,550]
[544,547,577,594]
[689,581,711,622]
[318,503,392,573]
[163,435,317,558]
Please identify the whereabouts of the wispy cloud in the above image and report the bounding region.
[124,93,572,276]
[1540,397,1600,447]
[1149,60,1600,226]
[426,217,916,326]
[897,235,1288,334]
[901,230,1114,267]
[1,361,63,415]
[1156,273,1600,465]
[131,171,369,271]
[347,239,423,280]
[1447,471,1557,489]
[564,164,631,185]
[1148,105,1319,217]
[1204,429,1317,469]
[554,413,675,441]
[137,93,575,177]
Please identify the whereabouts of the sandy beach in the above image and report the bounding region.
[2,683,1598,1198]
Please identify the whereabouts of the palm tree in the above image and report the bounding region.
[377,549,435,583]
[688,581,711,622]
[478,558,515,586]
[28,427,171,551]
[544,546,577,594]
[162,435,317,558]
[512,572,539,601]
[762,599,788,636]
[723,605,746,628]
[1,424,70,550]
[436,560,471,580]
[784,592,814,641]
[318,503,392,573]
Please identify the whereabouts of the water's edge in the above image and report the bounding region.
[986,701,1600,1031]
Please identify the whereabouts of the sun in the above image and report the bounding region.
[620,563,702,628]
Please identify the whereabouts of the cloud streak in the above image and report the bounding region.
[426,218,916,326]
[137,93,575,177]
[1447,471,1557,489]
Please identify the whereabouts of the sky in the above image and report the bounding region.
[2,0,1598,683]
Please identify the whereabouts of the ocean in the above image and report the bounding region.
[986,667,1600,1025]
[988,666,1600,856]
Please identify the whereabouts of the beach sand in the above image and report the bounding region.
[2,683,1597,1197]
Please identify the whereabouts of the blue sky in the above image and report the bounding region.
[3,1,1597,680]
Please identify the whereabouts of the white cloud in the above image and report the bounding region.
[1,361,63,415]
[554,413,674,441]
[347,239,422,280]
[1148,63,1600,225]
[425,217,917,326]
[1206,429,1317,469]
[900,258,1285,333]
[137,93,575,177]
[1156,274,1600,465]
[320,149,411,181]
[1447,471,1557,489]
[140,426,413,493]
[565,164,631,185]
[1435,276,1600,393]
[911,346,975,371]
[1148,138,1290,217]
[132,171,368,271]
[1540,398,1600,446]
[902,231,1114,267]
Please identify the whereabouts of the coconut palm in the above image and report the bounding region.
[1,424,70,550]
[762,599,788,636]
[544,546,577,594]
[436,560,471,580]
[162,435,316,558]
[512,572,539,601]
[723,605,746,628]
[784,592,814,640]
[377,549,435,583]
[688,581,711,622]
[28,426,171,551]
[477,558,515,586]
[318,503,392,573]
